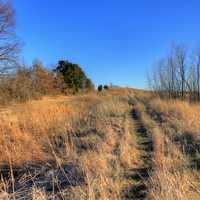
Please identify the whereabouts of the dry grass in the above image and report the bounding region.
[76,93,139,200]
[135,100,200,200]
[0,90,140,199]
[149,99,200,136]
[149,168,200,200]
[0,96,74,166]
[3,88,200,199]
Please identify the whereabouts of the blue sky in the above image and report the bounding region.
[13,0,200,89]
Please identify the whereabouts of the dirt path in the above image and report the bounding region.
[123,106,154,199]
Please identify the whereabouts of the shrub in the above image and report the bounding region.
[104,85,109,90]
[98,85,103,92]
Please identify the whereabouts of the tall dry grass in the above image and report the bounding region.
[0,96,74,166]
[76,94,139,200]
[149,168,200,200]
[135,100,200,200]
[149,99,200,136]
[0,90,140,199]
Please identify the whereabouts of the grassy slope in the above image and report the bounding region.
[0,89,141,199]
[1,88,200,199]
[136,91,200,200]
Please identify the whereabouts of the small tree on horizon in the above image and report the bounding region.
[104,85,109,90]
[98,85,103,92]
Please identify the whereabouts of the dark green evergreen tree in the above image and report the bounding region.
[104,85,109,90]
[98,85,103,92]
[54,60,94,93]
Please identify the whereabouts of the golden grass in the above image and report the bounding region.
[4,87,200,199]
[76,94,139,200]
[0,90,140,199]
[32,187,46,200]
[0,94,105,166]
[135,100,200,200]
[149,168,200,200]
[149,99,200,136]
[0,96,74,166]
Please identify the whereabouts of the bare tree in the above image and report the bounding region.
[149,44,189,100]
[174,45,187,99]
[148,44,200,102]
[188,64,197,101]
[188,50,200,101]
[193,51,200,101]
[0,0,20,75]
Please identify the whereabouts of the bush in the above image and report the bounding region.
[32,60,60,95]
[104,85,109,90]
[0,65,60,104]
[98,85,103,92]
[0,59,95,104]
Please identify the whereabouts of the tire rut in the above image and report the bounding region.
[122,108,153,200]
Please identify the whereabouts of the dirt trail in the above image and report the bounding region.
[123,106,154,200]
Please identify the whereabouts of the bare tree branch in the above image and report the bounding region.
[0,0,21,75]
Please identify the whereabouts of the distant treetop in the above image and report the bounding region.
[54,60,94,93]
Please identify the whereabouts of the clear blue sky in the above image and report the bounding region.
[13,0,200,89]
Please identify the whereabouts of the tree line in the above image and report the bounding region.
[0,59,95,104]
[149,44,200,102]
[0,1,94,104]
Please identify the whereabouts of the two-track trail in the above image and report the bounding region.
[123,102,154,200]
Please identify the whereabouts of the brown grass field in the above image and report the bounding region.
[0,88,200,199]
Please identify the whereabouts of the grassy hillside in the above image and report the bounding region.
[0,88,200,199]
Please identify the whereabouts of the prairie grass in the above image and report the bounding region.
[0,96,74,166]
[3,88,200,199]
[149,99,200,136]
[134,100,200,200]
[149,168,200,200]
[0,90,140,199]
